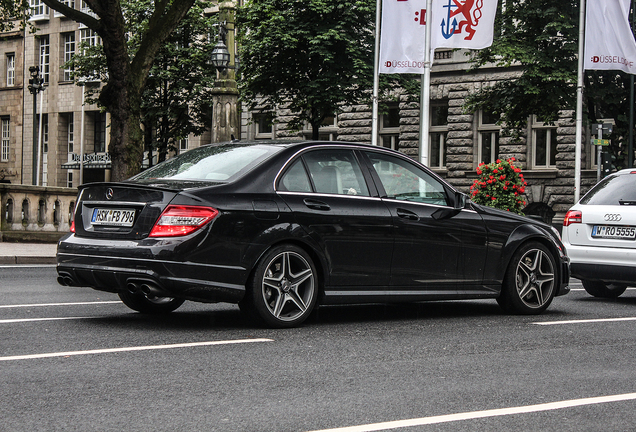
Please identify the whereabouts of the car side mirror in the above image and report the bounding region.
[454,192,466,210]
[432,191,466,220]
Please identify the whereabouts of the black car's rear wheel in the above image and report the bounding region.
[118,291,185,314]
[498,241,557,314]
[581,280,627,298]
[242,244,318,328]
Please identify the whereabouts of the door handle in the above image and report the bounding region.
[397,208,419,221]
[304,198,331,211]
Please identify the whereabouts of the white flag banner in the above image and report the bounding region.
[584,0,636,74]
[430,0,498,50]
[379,0,428,74]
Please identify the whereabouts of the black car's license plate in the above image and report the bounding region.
[591,225,636,240]
[91,208,135,227]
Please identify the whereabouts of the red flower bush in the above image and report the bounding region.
[469,158,527,214]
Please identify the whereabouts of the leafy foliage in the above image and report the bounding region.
[237,0,376,139]
[469,158,527,214]
[0,0,29,32]
[465,0,580,131]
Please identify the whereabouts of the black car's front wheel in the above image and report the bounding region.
[498,241,557,314]
[242,244,318,328]
[118,291,185,314]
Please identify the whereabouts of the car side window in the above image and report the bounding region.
[364,151,449,206]
[303,149,370,196]
[279,159,312,192]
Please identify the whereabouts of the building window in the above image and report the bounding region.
[29,0,49,20]
[66,113,74,153]
[67,172,73,188]
[179,136,189,153]
[380,104,400,150]
[6,53,15,86]
[1,118,9,162]
[254,112,274,139]
[303,115,338,141]
[429,102,448,168]
[80,28,101,48]
[531,116,557,168]
[94,112,106,153]
[54,0,75,17]
[63,33,75,81]
[478,110,500,165]
[39,35,50,84]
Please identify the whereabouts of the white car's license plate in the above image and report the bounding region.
[91,208,136,227]
[591,225,636,240]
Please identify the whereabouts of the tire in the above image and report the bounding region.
[581,280,627,298]
[497,241,557,315]
[243,244,318,328]
[118,291,185,314]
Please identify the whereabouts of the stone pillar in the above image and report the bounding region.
[211,1,239,143]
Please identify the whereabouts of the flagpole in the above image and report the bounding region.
[574,0,585,203]
[419,0,433,166]
[372,0,381,146]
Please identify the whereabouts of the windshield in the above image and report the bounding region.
[580,172,636,205]
[132,143,282,182]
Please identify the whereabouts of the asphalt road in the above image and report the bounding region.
[2,266,636,431]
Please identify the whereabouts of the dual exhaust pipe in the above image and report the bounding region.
[126,280,166,299]
[57,275,76,287]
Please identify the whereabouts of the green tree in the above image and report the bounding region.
[237,0,376,139]
[31,0,198,181]
[465,0,580,131]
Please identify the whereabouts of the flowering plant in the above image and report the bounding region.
[469,158,527,214]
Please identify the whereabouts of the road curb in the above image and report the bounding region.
[0,256,57,265]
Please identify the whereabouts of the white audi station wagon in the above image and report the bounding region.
[562,169,636,298]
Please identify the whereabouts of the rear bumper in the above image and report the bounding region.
[56,234,247,303]
[570,262,636,286]
[564,243,636,286]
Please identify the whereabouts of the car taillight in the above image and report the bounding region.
[563,210,582,226]
[70,219,75,233]
[149,205,218,237]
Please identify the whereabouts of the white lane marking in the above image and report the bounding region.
[534,317,636,326]
[307,393,636,432]
[0,317,92,324]
[0,265,57,268]
[0,301,121,309]
[0,338,274,362]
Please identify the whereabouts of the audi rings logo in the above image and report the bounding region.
[604,213,622,222]
[106,188,114,200]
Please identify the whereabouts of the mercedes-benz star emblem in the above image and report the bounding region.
[106,188,114,200]
[604,213,622,222]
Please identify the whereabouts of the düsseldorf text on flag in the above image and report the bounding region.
[379,0,428,74]
[430,0,498,50]
[584,0,636,74]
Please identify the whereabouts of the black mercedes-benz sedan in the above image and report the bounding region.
[57,141,569,327]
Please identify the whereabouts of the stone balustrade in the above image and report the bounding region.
[0,184,78,242]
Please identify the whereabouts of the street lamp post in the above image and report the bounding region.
[210,1,239,143]
[27,66,45,185]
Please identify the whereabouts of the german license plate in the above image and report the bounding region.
[91,208,136,227]
[591,225,636,240]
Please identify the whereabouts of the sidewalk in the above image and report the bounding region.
[0,242,58,265]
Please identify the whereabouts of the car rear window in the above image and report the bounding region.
[580,172,636,205]
[132,144,282,182]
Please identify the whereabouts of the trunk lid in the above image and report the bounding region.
[567,204,636,249]
[73,183,180,240]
